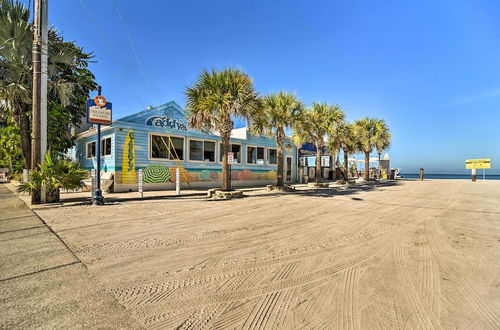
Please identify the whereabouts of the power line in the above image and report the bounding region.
[78,0,146,110]
[111,0,157,105]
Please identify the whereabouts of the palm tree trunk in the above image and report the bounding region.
[18,109,32,169]
[220,118,233,191]
[315,143,323,183]
[221,135,231,191]
[276,127,285,186]
[378,151,382,178]
[364,152,370,180]
[343,151,349,181]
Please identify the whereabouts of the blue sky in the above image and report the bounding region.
[27,0,500,173]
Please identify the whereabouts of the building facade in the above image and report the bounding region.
[73,101,298,192]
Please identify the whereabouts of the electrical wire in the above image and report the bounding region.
[78,0,146,110]
[111,0,157,106]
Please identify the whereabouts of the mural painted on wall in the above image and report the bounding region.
[169,167,193,182]
[143,164,171,183]
[121,130,136,183]
[118,166,277,184]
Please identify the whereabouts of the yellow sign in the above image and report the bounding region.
[465,159,491,169]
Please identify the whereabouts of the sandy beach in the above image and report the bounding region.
[8,179,500,329]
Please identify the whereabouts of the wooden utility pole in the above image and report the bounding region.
[31,0,48,204]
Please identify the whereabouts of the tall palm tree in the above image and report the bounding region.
[1,0,96,168]
[251,91,303,186]
[293,102,344,183]
[186,68,260,191]
[0,0,34,166]
[329,121,358,180]
[354,117,380,180]
[375,119,391,176]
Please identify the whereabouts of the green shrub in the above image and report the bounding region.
[18,154,87,203]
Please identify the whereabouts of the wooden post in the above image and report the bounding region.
[419,168,424,181]
[471,169,477,182]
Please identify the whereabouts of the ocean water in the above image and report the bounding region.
[401,173,500,180]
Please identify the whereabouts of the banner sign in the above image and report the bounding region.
[145,116,187,131]
[465,159,491,169]
[86,98,112,125]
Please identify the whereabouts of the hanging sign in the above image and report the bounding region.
[465,159,491,169]
[86,98,112,125]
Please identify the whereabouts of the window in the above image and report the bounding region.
[247,146,265,164]
[268,148,277,165]
[100,137,112,157]
[219,143,241,164]
[86,137,111,158]
[86,141,96,158]
[189,139,215,162]
[150,134,184,160]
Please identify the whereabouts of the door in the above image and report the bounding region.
[286,156,292,182]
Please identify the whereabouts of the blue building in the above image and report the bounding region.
[73,101,298,192]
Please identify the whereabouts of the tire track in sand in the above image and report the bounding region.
[427,217,500,329]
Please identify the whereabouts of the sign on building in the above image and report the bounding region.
[86,97,112,125]
[465,159,491,169]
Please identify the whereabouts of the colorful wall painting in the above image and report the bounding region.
[143,164,171,183]
[199,170,211,181]
[210,171,219,181]
[239,169,253,180]
[169,167,193,182]
[267,170,277,180]
[121,130,136,183]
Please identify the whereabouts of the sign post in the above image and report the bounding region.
[176,168,180,195]
[227,152,234,191]
[138,169,143,198]
[86,86,112,205]
[465,159,491,182]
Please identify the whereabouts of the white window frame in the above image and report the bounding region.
[100,137,112,158]
[267,147,277,165]
[86,137,112,159]
[218,142,242,164]
[86,141,96,159]
[246,145,266,165]
[148,132,185,161]
[188,138,217,163]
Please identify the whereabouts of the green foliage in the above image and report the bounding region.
[292,102,344,148]
[328,121,358,155]
[0,124,23,171]
[250,91,303,136]
[185,68,260,133]
[353,117,380,154]
[375,119,391,156]
[0,0,97,167]
[18,153,86,194]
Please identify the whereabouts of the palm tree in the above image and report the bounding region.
[0,0,33,167]
[251,91,303,186]
[185,68,260,191]
[18,153,87,203]
[0,0,96,168]
[329,122,358,180]
[293,102,344,183]
[375,119,391,176]
[354,117,380,180]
